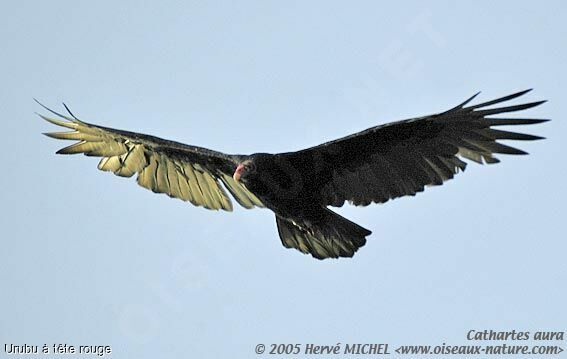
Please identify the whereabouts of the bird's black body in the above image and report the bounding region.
[40,90,547,259]
[235,153,370,259]
[239,154,314,214]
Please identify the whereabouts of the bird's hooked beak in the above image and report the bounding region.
[233,163,245,182]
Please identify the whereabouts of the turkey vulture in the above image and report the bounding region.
[40,89,547,260]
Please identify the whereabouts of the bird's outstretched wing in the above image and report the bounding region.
[280,89,548,207]
[39,102,263,210]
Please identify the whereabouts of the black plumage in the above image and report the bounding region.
[40,90,547,259]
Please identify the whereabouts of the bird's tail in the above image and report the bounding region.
[276,209,371,260]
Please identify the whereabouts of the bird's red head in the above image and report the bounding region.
[233,159,256,182]
[233,163,245,182]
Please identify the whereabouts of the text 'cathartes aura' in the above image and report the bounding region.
[40,90,547,259]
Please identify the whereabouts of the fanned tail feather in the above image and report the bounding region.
[276,209,371,260]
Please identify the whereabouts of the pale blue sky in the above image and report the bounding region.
[1,1,565,358]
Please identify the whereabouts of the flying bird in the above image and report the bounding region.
[40,90,547,260]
